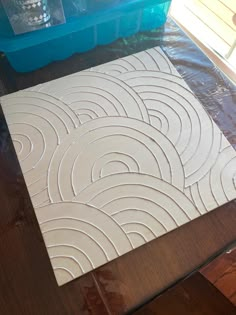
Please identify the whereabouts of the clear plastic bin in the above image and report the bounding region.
[0,0,172,72]
[1,0,65,35]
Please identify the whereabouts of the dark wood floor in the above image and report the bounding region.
[0,19,236,314]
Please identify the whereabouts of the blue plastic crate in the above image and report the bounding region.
[0,0,172,72]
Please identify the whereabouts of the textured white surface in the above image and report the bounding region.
[2,47,236,286]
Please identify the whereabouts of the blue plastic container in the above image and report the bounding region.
[0,0,172,72]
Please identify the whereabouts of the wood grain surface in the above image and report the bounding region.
[0,19,236,314]
[201,247,236,306]
[133,273,236,315]
[92,204,236,314]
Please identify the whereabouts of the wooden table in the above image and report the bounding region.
[0,18,236,315]
[133,273,236,315]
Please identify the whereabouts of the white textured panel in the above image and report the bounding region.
[1,47,236,286]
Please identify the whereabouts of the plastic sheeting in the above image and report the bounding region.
[0,18,235,147]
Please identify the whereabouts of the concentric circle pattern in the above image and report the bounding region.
[2,47,236,286]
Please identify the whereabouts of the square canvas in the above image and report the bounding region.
[1,47,236,286]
